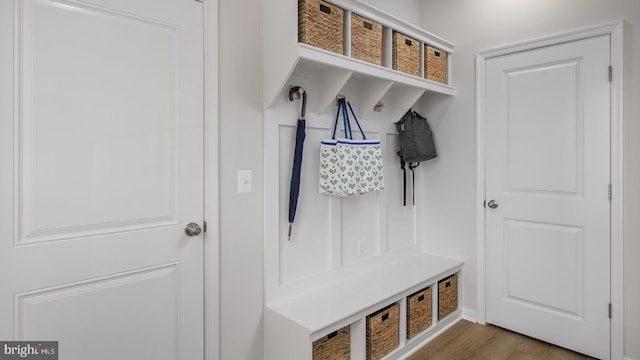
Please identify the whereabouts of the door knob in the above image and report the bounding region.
[184,222,202,237]
[487,200,499,209]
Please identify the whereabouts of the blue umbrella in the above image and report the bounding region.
[288,86,307,241]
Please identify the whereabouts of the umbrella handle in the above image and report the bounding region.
[289,86,307,119]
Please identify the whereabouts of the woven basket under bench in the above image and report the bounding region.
[438,273,458,320]
[312,325,350,360]
[366,303,399,360]
[406,286,432,339]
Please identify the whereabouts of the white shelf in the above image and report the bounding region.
[267,252,463,333]
[298,45,455,96]
[265,44,456,117]
[263,0,456,117]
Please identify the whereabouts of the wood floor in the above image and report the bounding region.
[408,320,596,360]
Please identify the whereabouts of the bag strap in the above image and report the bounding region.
[346,101,367,140]
[342,99,352,139]
[335,98,367,140]
[331,100,343,139]
[397,152,420,206]
[409,163,419,206]
[397,151,407,206]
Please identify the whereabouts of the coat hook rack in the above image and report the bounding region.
[374,101,384,112]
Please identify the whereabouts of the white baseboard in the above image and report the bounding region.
[462,307,477,323]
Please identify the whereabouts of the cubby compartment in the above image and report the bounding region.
[425,45,447,84]
[313,326,351,360]
[298,0,344,55]
[366,304,400,360]
[351,12,383,65]
[392,31,420,76]
[438,273,459,320]
[406,286,432,339]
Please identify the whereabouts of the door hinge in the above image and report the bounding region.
[609,303,612,319]
[203,221,208,233]
[608,65,613,81]
[608,184,612,201]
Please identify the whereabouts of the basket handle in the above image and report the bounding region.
[381,313,389,321]
[418,295,425,302]
[326,331,338,340]
[405,39,412,46]
[363,21,373,30]
[319,3,331,14]
[446,281,451,288]
[434,51,441,57]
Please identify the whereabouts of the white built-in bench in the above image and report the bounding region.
[264,253,463,360]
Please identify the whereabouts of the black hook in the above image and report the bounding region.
[289,86,307,119]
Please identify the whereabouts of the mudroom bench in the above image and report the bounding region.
[265,253,463,360]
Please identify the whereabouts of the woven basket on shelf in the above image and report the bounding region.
[313,326,350,360]
[298,0,344,55]
[351,13,382,65]
[406,287,432,339]
[438,274,458,320]
[392,31,420,76]
[425,45,447,84]
[366,303,399,360]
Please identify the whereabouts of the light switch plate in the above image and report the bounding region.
[237,170,252,194]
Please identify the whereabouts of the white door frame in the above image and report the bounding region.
[475,21,624,360]
[205,1,220,360]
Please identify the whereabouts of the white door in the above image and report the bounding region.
[485,35,611,359]
[0,0,204,359]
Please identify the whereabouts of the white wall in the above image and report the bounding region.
[417,1,640,359]
[358,0,422,25]
[218,1,264,360]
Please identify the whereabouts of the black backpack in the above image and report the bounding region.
[396,110,437,206]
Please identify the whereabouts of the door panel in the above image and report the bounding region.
[17,264,179,360]
[504,220,583,316]
[486,35,610,359]
[0,0,204,359]
[21,0,180,243]
[505,59,582,195]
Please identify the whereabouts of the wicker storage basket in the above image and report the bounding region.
[406,287,432,339]
[392,32,420,76]
[298,0,344,55]
[425,45,447,84]
[313,326,350,360]
[438,274,458,320]
[351,13,382,65]
[366,303,399,360]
